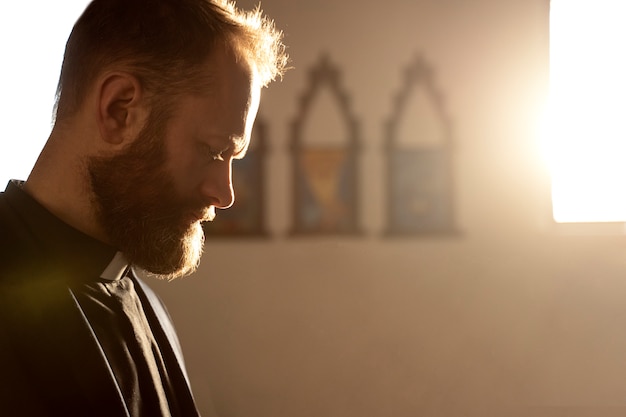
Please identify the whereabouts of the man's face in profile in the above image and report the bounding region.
[88,48,260,279]
[88,109,207,279]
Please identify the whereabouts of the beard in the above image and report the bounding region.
[87,110,206,280]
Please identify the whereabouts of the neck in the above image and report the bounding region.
[24,130,109,244]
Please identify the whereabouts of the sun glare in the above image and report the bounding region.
[544,0,626,223]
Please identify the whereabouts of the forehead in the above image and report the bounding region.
[163,46,260,139]
[206,44,257,96]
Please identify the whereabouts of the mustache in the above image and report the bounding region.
[202,206,216,222]
[152,203,216,225]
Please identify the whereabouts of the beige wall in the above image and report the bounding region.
[151,1,626,415]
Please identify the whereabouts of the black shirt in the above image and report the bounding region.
[0,180,189,417]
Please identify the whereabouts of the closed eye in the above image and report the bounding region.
[199,135,249,162]
[201,143,229,162]
[210,152,225,161]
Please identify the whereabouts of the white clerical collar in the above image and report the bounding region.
[100,251,130,281]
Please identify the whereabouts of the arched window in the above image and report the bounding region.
[290,54,361,235]
[385,54,457,235]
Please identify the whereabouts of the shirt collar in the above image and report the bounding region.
[100,251,129,281]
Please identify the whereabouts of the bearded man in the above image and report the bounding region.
[0,0,287,415]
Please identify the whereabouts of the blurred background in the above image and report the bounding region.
[3,0,626,416]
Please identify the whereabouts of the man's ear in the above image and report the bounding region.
[96,72,146,146]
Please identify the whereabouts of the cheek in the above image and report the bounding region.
[160,140,194,191]
[166,144,212,195]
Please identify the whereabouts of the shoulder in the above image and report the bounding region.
[0,191,18,242]
[0,185,39,248]
[0,192,36,281]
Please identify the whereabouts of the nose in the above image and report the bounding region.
[199,159,235,209]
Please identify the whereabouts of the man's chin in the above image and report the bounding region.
[130,223,205,281]
[145,261,199,281]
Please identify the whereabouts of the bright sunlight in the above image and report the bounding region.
[542,0,626,223]
[0,1,91,187]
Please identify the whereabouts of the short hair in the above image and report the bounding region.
[54,0,288,121]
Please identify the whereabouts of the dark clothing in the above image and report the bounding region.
[0,180,200,417]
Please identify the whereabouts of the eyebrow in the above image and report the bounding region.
[231,135,249,159]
